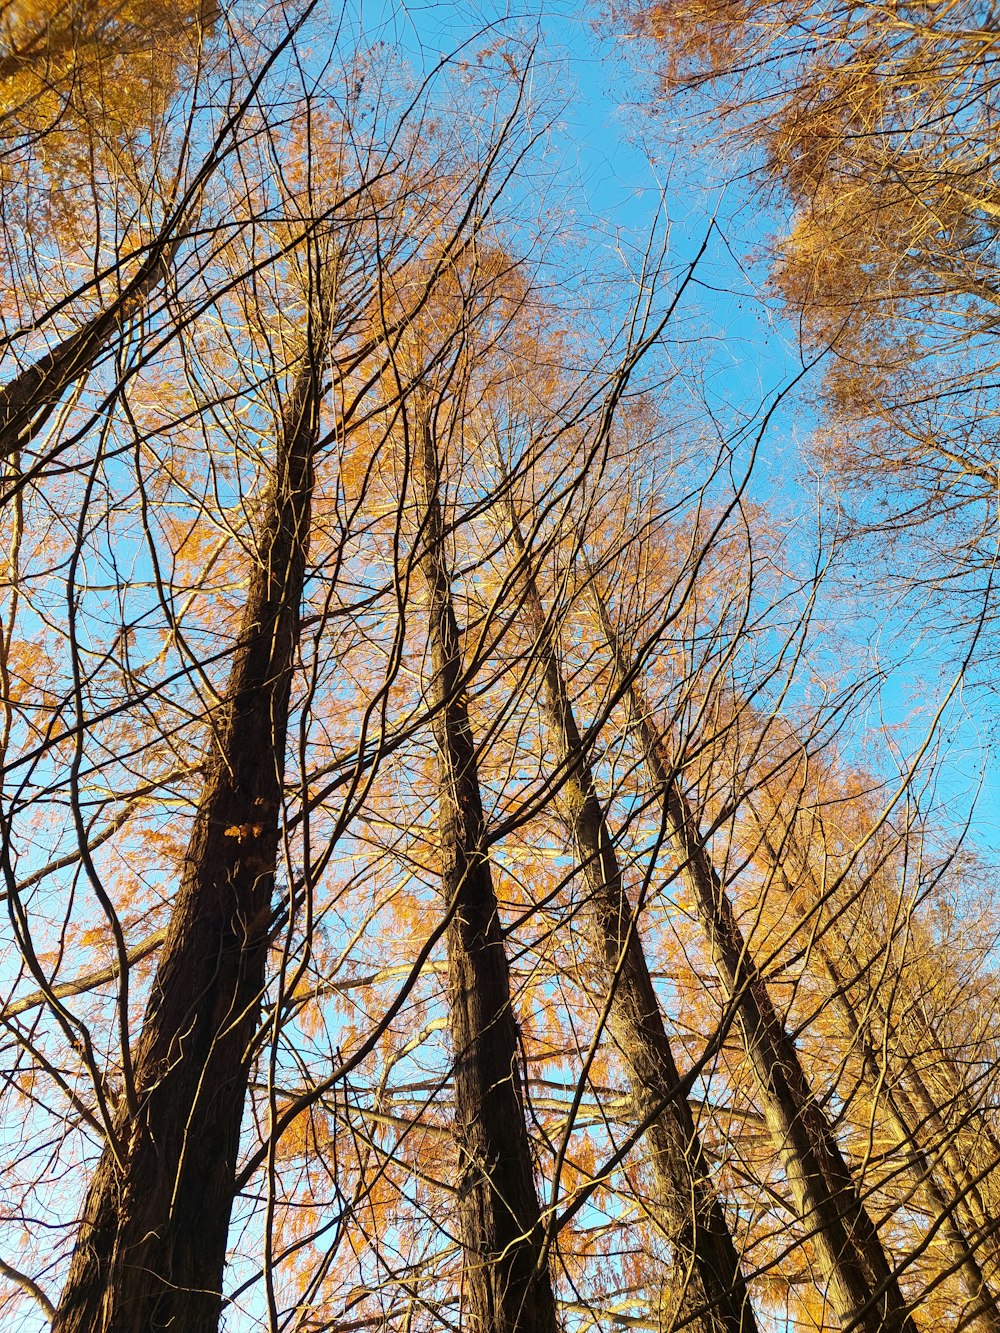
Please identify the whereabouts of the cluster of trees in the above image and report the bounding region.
[1,2,999,1332]
[631,0,1000,636]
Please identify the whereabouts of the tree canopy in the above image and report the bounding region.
[1,3,999,1332]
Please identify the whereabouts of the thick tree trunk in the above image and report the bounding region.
[507,514,757,1333]
[52,336,325,1333]
[753,828,1000,1331]
[414,418,559,1333]
[593,596,921,1333]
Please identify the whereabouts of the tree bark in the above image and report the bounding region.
[828,954,1000,1332]
[592,591,920,1333]
[506,511,758,1333]
[52,326,326,1333]
[414,414,559,1333]
[0,235,179,463]
[752,822,1000,1331]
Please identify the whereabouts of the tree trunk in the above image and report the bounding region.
[1,237,177,462]
[752,823,1000,1331]
[592,591,920,1333]
[414,414,559,1333]
[894,993,1000,1279]
[52,330,326,1333]
[506,511,758,1333]
[828,954,1000,1331]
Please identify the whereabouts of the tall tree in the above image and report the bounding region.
[502,491,758,1333]
[387,256,560,1328]
[595,605,919,1333]
[743,768,1000,1329]
[49,234,337,1333]
[0,1,317,472]
[623,0,1000,640]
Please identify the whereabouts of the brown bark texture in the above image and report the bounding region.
[509,512,758,1333]
[595,595,920,1333]
[415,417,559,1333]
[52,333,325,1333]
[757,829,1000,1332]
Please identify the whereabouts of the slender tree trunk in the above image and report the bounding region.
[591,591,920,1333]
[413,415,559,1333]
[901,1064,1000,1279]
[52,325,327,1333]
[896,994,1000,1270]
[752,823,1000,1330]
[0,237,178,462]
[828,957,1000,1331]
[505,510,757,1333]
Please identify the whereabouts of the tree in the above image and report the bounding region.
[0,1,318,473]
[623,0,1000,640]
[412,392,559,1333]
[0,0,220,173]
[370,245,561,1331]
[742,749,1000,1328]
[590,590,919,1333]
[501,486,758,1333]
[4,4,1000,1331]
[51,228,337,1333]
